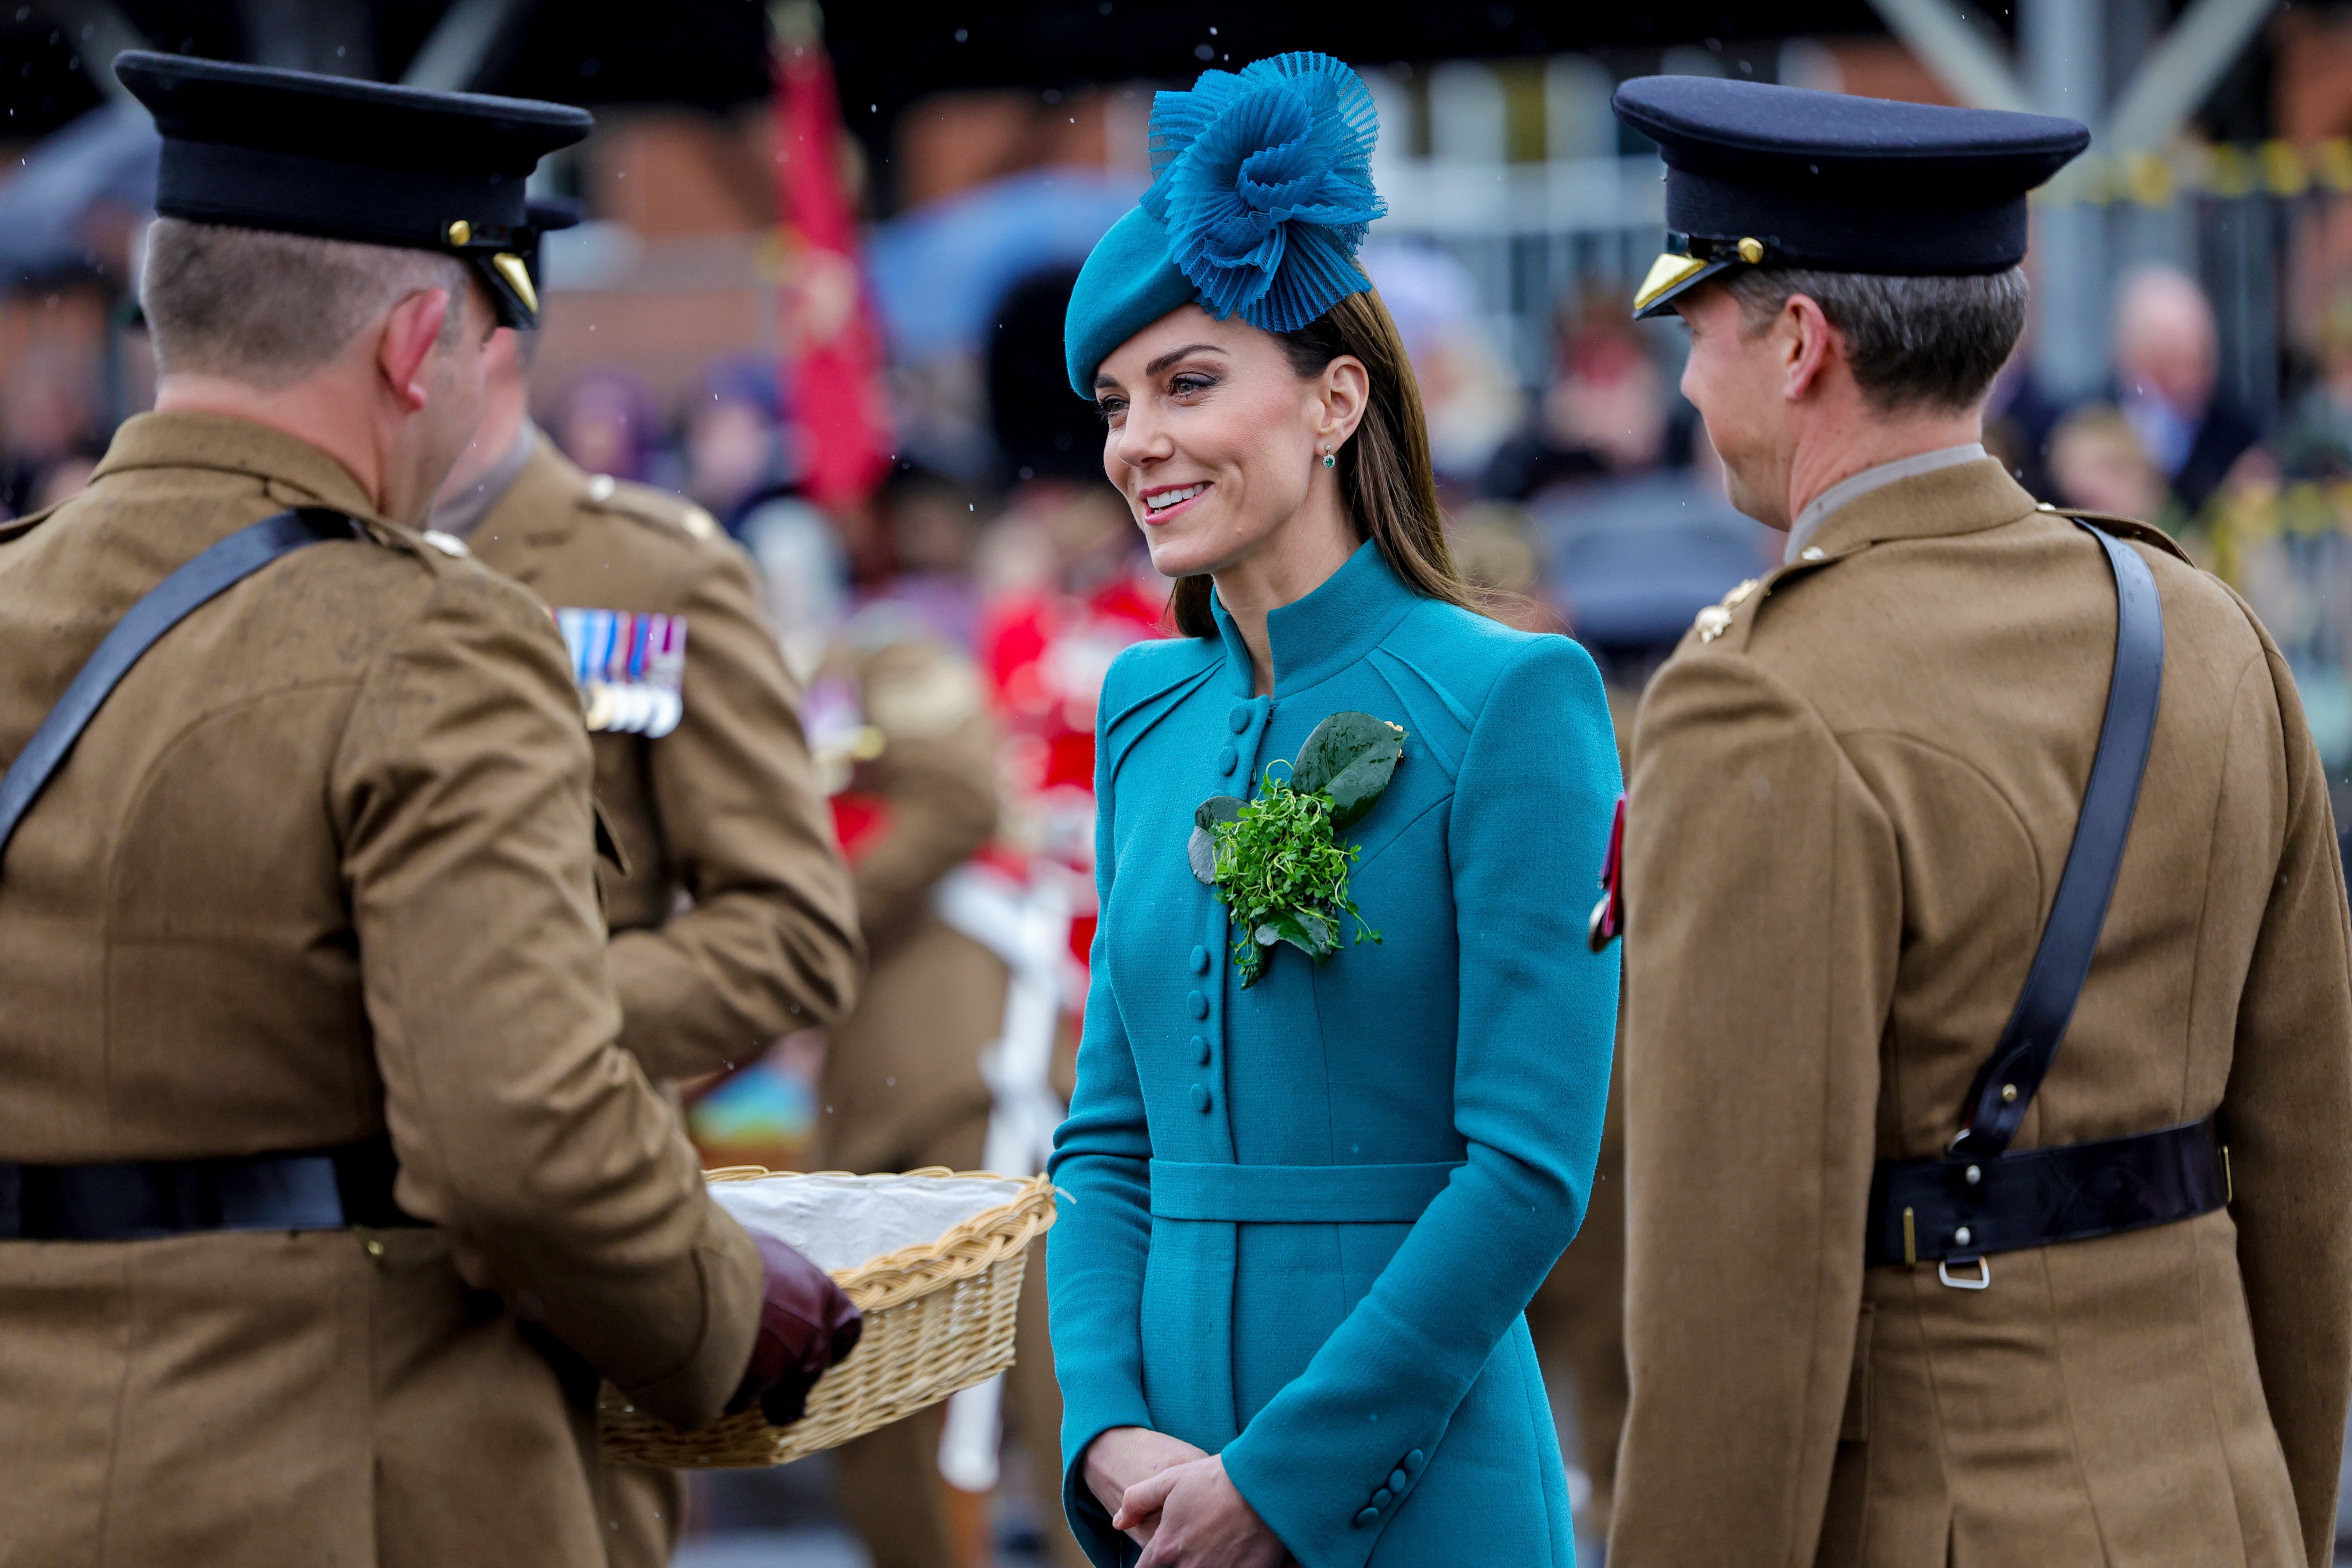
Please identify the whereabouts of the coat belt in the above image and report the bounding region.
[1147,1159,1462,1223]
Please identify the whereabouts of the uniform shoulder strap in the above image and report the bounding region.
[1953,520,2164,1158]
[0,507,358,872]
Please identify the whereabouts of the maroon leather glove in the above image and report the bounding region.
[726,1231,862,1426]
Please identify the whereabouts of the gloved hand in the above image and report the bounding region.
[725,1230,862,1426]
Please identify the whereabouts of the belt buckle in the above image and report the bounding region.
[1938,1255,1991,1291]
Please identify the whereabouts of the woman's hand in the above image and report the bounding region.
[1115,1452,1286,1568]
[1084,1426,1207,1546]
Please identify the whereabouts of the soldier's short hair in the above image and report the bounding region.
[141,217,470,388]
[1725,265,2028,414]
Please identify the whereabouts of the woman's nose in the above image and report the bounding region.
[1115,408,1171,469]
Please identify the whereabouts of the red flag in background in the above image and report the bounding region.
[772,20,891,511]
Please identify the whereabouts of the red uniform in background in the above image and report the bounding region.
[978,565,1167,971]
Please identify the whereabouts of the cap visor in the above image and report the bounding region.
[1632,252,1735,319]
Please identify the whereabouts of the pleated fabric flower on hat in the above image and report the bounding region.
[1141,52,1386,334]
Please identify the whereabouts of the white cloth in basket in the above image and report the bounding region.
[711,1173,1028,1276]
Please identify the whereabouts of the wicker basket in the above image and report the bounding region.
[598,1166,1057,1469]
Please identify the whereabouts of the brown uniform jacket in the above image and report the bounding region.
[814,634,1005,1175]
[463,437,862,1081]
[0,413,763,1568]
[1612,460,2352,1568]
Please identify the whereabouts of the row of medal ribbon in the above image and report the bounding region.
[553,606,687,738]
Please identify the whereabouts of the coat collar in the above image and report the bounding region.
[484,434,593,539]
[91,410,381,520]
[1792,456,2039,563]
[430,423,540,540]
[1209,538,1420,698]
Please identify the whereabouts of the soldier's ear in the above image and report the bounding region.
[1778,291,1838,404]
[377,286,452,413]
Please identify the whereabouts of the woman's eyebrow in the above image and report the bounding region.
[1144,343,1227,377]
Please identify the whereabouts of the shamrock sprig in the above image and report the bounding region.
[1189,711,1404,987]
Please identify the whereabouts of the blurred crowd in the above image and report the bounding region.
[14,245,2352,787]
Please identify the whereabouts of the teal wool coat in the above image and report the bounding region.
[1048,542,1622,1568]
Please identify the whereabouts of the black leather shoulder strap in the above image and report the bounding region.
[0,507,357,871]
[1954,519,2165,1158]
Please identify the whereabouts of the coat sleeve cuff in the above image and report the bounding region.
[611,1205,764,1431]
[1059,1407,1155,1568]
[1222,1419,1440,1568]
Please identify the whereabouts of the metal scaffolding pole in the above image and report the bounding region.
[2025,0,2111,400]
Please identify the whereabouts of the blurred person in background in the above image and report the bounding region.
[2047,404,2174,524]
[736,276,1085,1568]
[804,618,1086,1568]
[0,55,857,1567]
[24,439,106,513]
[1980,337,2069,501]
[1448,501,1567,635]
[685,355,794,530]
[1484,296,1691,504]
[860,463,987,651]
[2112,263,2259,517]
[1360,242,1524,490]
[975,266,1166,879]
[2265,286,2352,482]
[552,364,664,487]
[431,211,865,1568]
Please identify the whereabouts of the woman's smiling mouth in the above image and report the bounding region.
[1141,481,1210,523]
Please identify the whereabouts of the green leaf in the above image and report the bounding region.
[1188,826,1218,884]
[1190,795,1246,884]
[1291,711,1393,795]
[1259,910,1337,961]
[1194,794,1246,832]
[1323,747,1401,829]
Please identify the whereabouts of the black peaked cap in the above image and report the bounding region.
[117,51,592,328]
[1611,77,2088,318]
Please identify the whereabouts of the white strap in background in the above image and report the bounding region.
[931,862,1072,1492]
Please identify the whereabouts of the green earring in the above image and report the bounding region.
[1321,449,1336,469]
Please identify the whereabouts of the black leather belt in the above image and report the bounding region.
[1865,1115,2228,1270]
[1868,519,2224,1287]
[0,1136,423,1241]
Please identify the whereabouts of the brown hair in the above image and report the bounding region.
[1166,287,1483,638]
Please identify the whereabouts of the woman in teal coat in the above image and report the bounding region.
[1047,53,1622,1568]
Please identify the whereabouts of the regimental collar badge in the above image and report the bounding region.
[1694,578,1759,644]
[554,607,686,737]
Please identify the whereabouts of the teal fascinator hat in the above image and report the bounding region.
[1063,51,1387,397]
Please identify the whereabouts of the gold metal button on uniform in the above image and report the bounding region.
[1737,236,1765,264]
[445,219,471,247]
[587,475,617,503]
[2001,1083,2018,1104]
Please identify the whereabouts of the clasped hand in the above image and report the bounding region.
[1085,1426,1288,1568]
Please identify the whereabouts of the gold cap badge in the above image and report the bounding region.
[490,252,538,317]
[1633,251,1710,313]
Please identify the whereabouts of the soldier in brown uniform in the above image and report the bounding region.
[430,214,864,1564]
[802,620,1085,1568]
[1607,78,2352,1568]
[0,56,857,1568]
